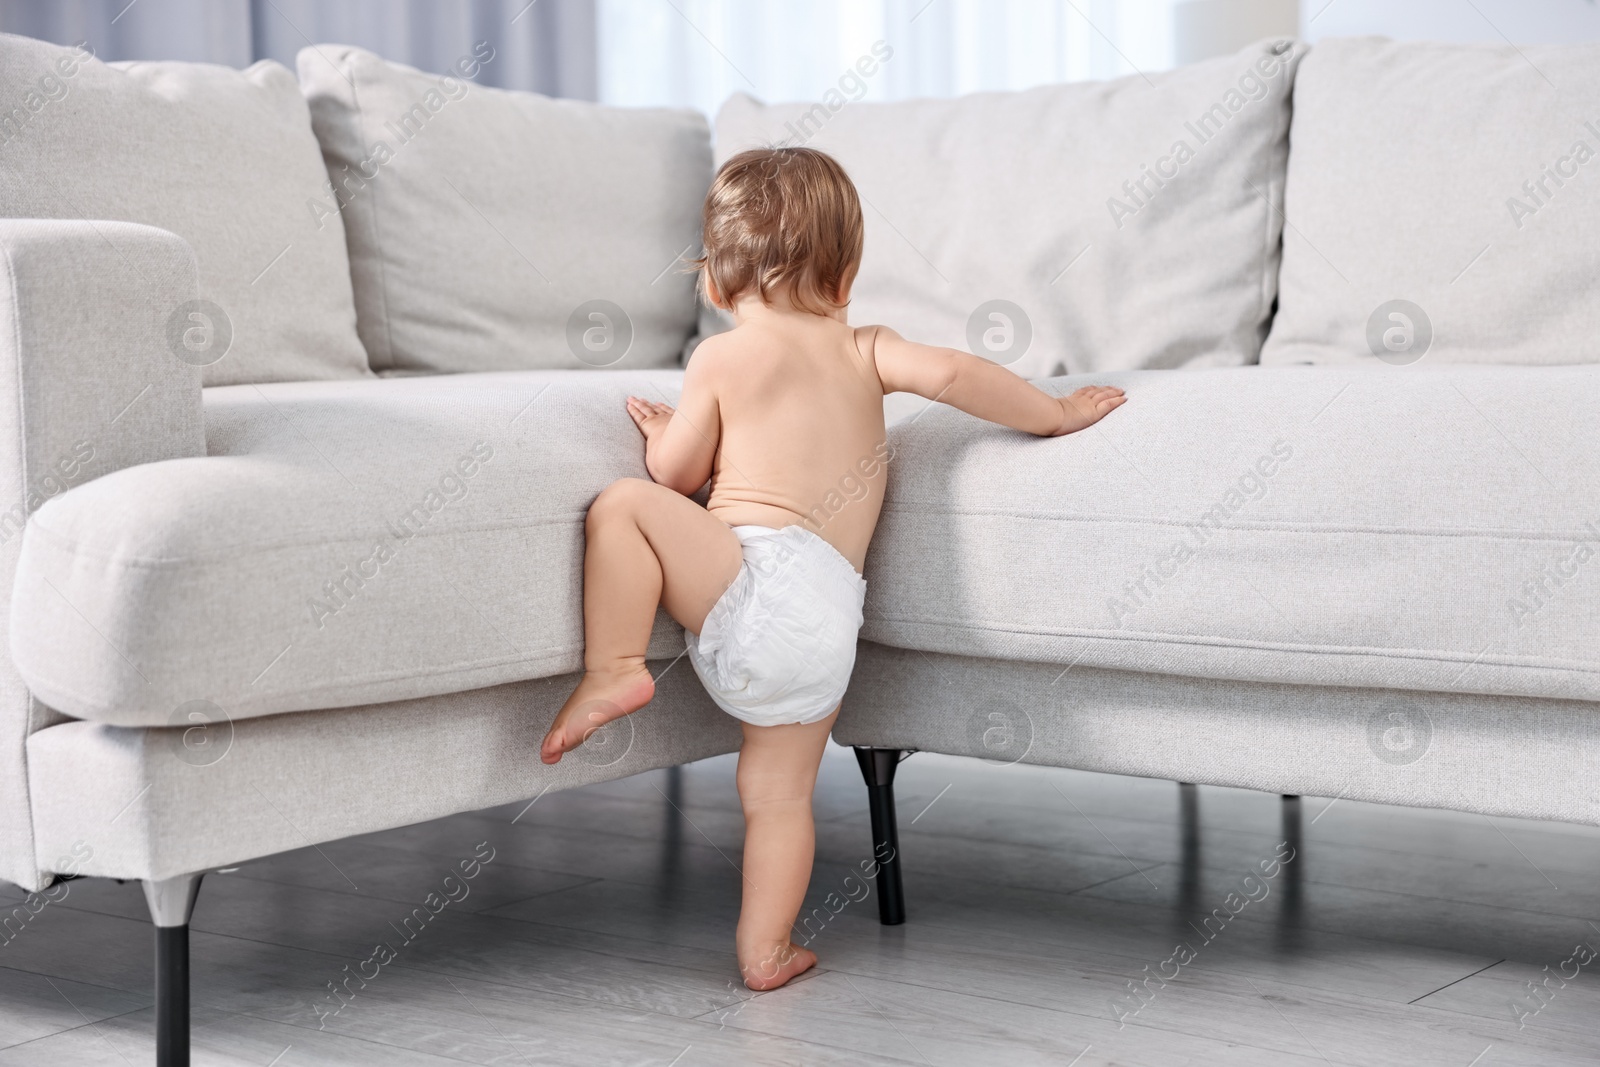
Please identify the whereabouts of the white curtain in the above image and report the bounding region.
[0,0,598,96]
[596,0,1182,115]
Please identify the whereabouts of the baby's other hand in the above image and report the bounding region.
[1054,386,1126,436]
[626,396,674,439]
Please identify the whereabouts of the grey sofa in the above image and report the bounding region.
[3,28,1598,1066]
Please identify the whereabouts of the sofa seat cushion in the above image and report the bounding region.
[865,364,1600,703]
[11,371,693,727]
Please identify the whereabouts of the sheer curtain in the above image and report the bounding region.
[596,0,1182,115]
[0,0,1268,111]
[0,0,597,96]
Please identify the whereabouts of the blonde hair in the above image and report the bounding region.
[693,147,864,316]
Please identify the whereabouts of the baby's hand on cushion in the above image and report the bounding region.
[626,396,675,439]
[1054,386,1126,436]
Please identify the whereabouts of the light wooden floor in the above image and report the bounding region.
[1,745,1598,1065]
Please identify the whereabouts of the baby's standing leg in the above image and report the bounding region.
[540,477,741,764]
[735,708,838,989]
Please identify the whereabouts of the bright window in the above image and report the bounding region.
[597,0,1180,116]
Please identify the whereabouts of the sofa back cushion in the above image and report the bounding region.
[299,46,710,375]
[715,39,1305,379]
[1262,37,1600,367]
[0,34,372,386]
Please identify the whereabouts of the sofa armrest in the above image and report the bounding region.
[0,219,205,889]
[0,220,206,503]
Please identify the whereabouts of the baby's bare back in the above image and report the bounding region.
[703,317,888,573]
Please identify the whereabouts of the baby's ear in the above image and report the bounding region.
[704,275,726,310]
[834,273,856,308]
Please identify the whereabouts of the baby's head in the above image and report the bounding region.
[695,147,863,316]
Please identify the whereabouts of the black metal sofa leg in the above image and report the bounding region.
[854,747,906,926]
[143,873,204,1067]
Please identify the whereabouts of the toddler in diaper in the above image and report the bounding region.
[539,147,1127,990]
[688,524,866,727]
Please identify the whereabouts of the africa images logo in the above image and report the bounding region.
[1365,300,1432,366]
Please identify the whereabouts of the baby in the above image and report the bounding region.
[540,147,1125,989]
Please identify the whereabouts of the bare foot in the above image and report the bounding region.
[739,942,817,991]
[540,666,655,765]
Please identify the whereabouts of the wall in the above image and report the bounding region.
[1301,0,1600,44]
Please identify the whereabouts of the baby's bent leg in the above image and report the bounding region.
[540,477,741,764]
[735,709,838,989]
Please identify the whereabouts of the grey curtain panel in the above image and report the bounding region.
[0,0,598,98]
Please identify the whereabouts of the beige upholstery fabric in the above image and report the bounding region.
[0,220,207,889]
[28,664,741,882]
[1263,37,1600,367]
[299,45,710,375]
[715,39,1305,378]
[13,371,692,727]
[19,360,1600,732]
[861,364,1600,703]
[836,644,1600,828]
[0,34,372,386]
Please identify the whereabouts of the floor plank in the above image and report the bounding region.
[7,742,1600,1064]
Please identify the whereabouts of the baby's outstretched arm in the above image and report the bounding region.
[864,325,1125,435]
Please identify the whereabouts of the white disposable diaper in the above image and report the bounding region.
[686,524,867,727]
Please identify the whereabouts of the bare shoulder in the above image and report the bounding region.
[860,324,962,398]
[685,328,743,382]
[851,324,898,395]
[852,324,901,357]
[688,328,739,363]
